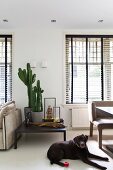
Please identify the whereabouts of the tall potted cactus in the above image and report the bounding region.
[18,63,44,123]
[31,80,44,122]
[18,63,36,108]
[32,80,44,112]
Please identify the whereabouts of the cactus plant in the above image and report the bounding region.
[32,80,44,112]
[18,63,44,111]
[18,63,36,108]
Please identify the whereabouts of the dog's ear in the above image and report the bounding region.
[73,136,80,144]
[85,135,88,141]
[73,137,77,143]
[81,134,88,141]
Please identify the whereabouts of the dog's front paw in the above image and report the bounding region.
[104,157,109,161]
[101,167,107,170]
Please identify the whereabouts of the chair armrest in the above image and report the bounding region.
[88,102,93,122]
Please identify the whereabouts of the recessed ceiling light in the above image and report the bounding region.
[51,19,56,23]
[98,19,103,23]
[3,19,8,22]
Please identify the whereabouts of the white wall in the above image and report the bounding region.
[11,28,71,124]
[2,28,113,126]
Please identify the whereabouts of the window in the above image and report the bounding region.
[65,35,113,104]
[0,35,12,104]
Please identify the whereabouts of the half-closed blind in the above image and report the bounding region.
[103,38,113,100]
[0,35,12,104]
[65,35,113,104]
[65,37,86,103]
[88,38,102,101]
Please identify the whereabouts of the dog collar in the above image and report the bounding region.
[75,142,80,148]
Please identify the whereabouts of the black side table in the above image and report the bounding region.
[14,122,66,149]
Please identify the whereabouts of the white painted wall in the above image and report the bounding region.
[11,28,70,122]
[1,28,113,126]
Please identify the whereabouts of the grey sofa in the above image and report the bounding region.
[0,101,22,150]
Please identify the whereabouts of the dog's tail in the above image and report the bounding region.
[50,161,67,167]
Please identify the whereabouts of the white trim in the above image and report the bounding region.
[61,104,88,109]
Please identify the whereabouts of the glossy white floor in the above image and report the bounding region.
[0,129,113,170]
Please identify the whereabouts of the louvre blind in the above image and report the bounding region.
[0,35,12,105]
[65,35,113,104]
[88,38,102,101]
[103,38,113,100]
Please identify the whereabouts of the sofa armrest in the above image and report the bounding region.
[2,109,22,149]
[15,108,22,128]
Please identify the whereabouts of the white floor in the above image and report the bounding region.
[0,129,113,170]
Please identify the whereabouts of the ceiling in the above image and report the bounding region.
[0,0,113,30]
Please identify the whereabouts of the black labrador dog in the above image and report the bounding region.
[47,134,108,170]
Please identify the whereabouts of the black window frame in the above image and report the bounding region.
[0,34,12,104]
[65,34,113,104]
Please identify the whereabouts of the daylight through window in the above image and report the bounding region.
[0,35,12,104]
[65,35,113,104]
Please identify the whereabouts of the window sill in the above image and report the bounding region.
[61,104,88,109]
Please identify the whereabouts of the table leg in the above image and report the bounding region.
[14,131,17,149]
[64,131,66,141]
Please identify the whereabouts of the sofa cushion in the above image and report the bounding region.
[0,101,16,129]
[1,101,15,108]
[0,101,15,111]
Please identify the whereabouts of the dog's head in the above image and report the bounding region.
[73,134,88,149]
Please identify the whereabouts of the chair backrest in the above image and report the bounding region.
[88,101,113,122]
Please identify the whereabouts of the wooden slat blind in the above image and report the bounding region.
[65,35,113,104]
[0,35,12,104]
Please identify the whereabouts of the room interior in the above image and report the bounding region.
[0,0,113,170]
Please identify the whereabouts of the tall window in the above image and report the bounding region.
[65,35,113,104]
[0,35,12,104]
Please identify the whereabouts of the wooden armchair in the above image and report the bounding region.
[88,101,113,148]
